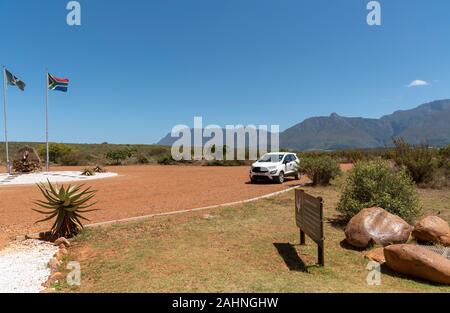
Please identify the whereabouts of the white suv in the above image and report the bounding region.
[249,152,300,184]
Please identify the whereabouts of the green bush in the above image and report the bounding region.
[105,148,134,165]
[296,156,341,186]
[391,138,436,184]
[337,160,420,222]
[157,154,176,165]
[136,153,149,164]
[38,143,73,164]
[59,151,88,166]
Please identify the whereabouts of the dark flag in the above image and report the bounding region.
[5,69,26,91]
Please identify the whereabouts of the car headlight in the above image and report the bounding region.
[270,169,277,174]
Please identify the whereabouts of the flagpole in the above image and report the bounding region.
[2,66,10,174]
[45,69,49,172]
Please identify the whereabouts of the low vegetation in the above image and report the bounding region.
[56,185,449,292]
[92,165,106,173]
[80,168,94,176]
[390,138,436,185]
[33,180,97,238]
[296,156,341,186]
[105,148,136,165]
[337,160,420,222]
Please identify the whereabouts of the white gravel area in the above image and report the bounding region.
[0,171,117,186]
[0,239,58,293]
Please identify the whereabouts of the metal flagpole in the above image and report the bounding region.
[2,66,10,174]
[45,69,49,172]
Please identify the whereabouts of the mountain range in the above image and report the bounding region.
[158,99,450,150]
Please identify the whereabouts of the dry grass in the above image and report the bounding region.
[56,185,450,293]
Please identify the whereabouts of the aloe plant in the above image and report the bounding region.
[92,165,106,173]
[81,168,94,176]
[33,180,98,238]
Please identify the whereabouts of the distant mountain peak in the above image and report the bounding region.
[330,112,340,118]
[158,100,450,151]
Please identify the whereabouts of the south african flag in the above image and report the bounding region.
[48,73,69,92]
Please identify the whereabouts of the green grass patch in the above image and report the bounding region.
[58,186,450,292]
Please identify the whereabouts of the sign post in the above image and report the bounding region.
[295,189,325,266]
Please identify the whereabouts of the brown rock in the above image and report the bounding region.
[345,207,412,249]
[412,216,450,246]
[384,244,450,285]
[50,272,65,282]
[48,258,61,272]
[15,235,26,242]
[364,247,386,264]
[54,237,70,247]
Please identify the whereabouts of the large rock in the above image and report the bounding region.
[345,207,412,249]
[412,216,450,246]
[364,247,386,264]
[384,244,450,285]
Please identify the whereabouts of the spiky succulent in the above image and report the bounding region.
[81,168,94,176]
[33,180,98,238]
[92,165,106,173]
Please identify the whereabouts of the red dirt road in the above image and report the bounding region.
[0,165,308,248]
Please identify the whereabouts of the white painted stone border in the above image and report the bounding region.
[0,171,118,186]
[87,185,301,228]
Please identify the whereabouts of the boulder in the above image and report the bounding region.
[384,244,450,285]
[48,258,61,272]
[345,207,412,249]
[54,237,70,247]
[412,216,450,246]
[49,272,65,282]
[364,247,386,264]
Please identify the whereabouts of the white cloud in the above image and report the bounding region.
[407,80,429,87]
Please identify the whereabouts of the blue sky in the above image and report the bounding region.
[1,0,449,144]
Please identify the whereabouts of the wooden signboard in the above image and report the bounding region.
[295,189,325,266]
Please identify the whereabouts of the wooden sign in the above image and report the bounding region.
[295,189,325,266]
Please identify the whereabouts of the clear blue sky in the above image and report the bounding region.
[1,0,449,144]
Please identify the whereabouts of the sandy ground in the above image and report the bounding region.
[0,165,313,249]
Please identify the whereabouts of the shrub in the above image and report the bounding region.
[391,138,436,184]
[33,180,97,238]
[39,143,73,164]
[337,160,420,222]
[136,153,149,164]
[59,151,88,166]
[296,156,341,186]
[105,148,134,165]
[157,154,176,165]
[438,145,450,168]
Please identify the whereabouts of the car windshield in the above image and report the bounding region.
[258,154,283,162]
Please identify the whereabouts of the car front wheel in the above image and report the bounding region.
[274,171,284,184]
